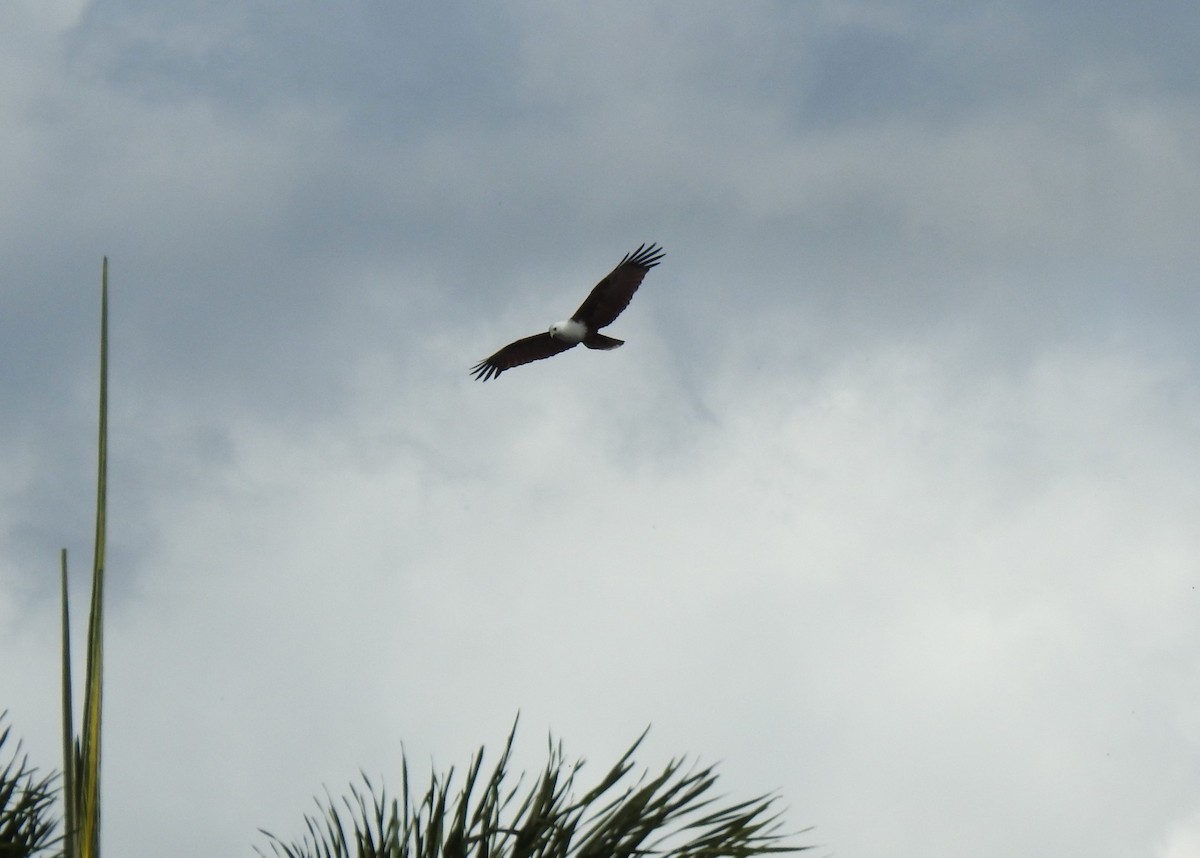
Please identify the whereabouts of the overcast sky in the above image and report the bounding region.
[3,2,1200,856]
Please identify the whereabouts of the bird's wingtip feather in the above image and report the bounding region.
[621,242,665,269]
[470,361,500,382]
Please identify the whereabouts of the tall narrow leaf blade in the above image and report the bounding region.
[61,548,77,858]
[78,256,109,858]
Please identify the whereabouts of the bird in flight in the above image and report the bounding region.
[471,243,665,381]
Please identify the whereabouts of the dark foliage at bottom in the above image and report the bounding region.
[258,724,811,858]
[0,713,61,858]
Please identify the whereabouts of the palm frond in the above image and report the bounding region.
[257,723,812,858]
[0,712,61,857]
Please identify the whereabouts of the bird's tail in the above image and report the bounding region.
[583,333,624,350]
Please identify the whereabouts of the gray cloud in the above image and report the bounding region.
[2,2,1199,857]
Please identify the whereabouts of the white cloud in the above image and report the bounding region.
[1160,808,1200,858]
[52,332,1193,857]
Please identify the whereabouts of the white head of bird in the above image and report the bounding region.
[549,318,586,344]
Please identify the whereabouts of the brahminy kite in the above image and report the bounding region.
[471,243,665,381]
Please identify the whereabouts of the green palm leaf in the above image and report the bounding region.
[258,723,812,858]
[61,257,109,858]
[0,712,60,857]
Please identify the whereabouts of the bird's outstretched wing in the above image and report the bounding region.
[470,333,577,381]
[571,243,665,331]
